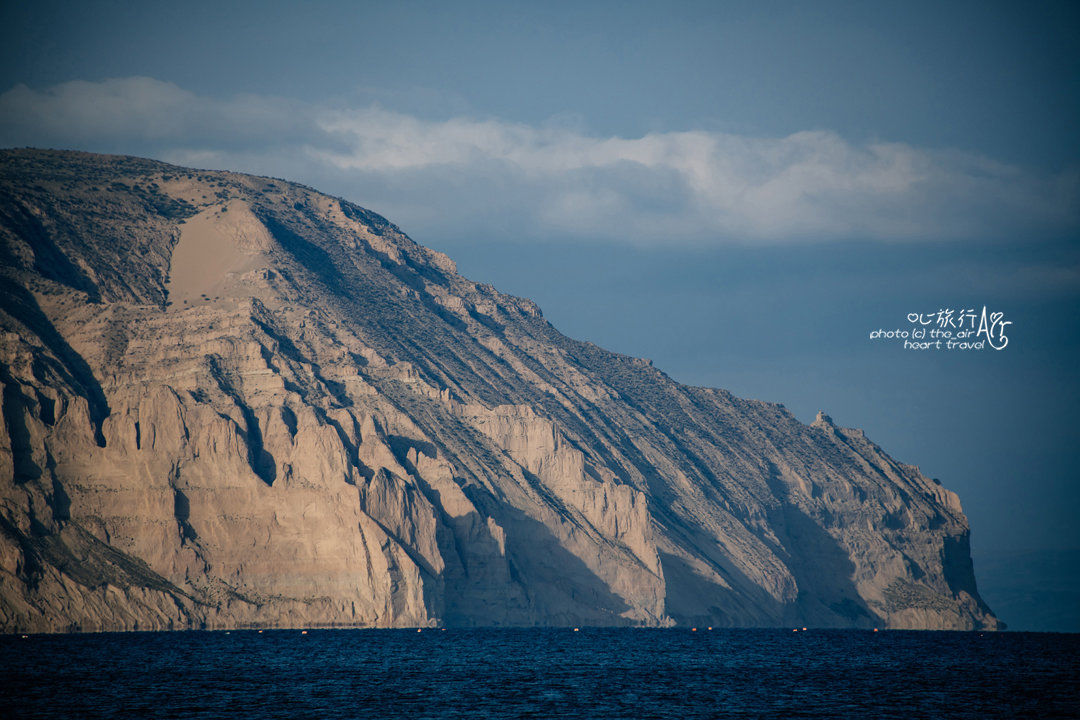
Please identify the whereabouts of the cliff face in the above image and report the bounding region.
[0,149,998,632]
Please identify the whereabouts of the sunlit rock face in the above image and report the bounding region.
[0,149,998,632]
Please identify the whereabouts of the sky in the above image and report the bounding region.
[1,0,1078,629]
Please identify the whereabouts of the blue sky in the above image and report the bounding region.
[2,0,1078,627]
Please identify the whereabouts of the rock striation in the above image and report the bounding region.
[0,149,998,631]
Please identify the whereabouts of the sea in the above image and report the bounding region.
[2,628,1078,719]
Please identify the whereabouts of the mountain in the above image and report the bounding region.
[0,148,998,632]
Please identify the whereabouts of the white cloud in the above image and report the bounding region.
[1,77,1076,244]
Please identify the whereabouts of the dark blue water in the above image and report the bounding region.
[2,629,1078,719]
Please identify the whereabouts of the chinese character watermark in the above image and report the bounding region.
[869,306,1011,351]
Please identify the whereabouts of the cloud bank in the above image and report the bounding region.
[1,77,1076,244]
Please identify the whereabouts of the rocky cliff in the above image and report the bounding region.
[0,149,998,631]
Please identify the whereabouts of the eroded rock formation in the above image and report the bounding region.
[0,149,998,631]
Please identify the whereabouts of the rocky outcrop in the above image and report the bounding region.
[0,149,999,631]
